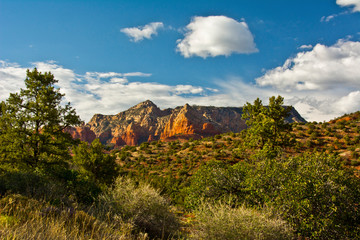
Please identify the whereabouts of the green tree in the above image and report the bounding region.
[73,139,119,185]
[0,68,81,169]
[242,95,293,157]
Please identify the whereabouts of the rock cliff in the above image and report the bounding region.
[70,100,306,146]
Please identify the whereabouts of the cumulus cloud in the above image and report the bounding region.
[254,39,360,122]
[176,16,258,58]
[121,22,164,42]
[256,40,360,91]
[334,91,360,113]
[336,0,360,12]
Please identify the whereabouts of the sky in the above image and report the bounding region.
[1,0,360,122]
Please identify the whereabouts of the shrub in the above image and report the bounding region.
[249,153,360,239]
[98,177,181,239]
[186,153,360,239]
[72,139,119,185]
[185,160,251,209]
[190,202,294,240]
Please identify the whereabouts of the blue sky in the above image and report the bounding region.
[1,0,360,122]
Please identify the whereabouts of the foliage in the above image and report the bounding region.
[98,177,181,239]
[0,68,80,170]
[72,139,119,185]
[251,153,360,239]
[185,160,250,209]
[186,152,360,239]
[0,69,103,205]
[190,202,294,240]
[242,96,293,158]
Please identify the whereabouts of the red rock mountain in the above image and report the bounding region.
[67,100,306,147]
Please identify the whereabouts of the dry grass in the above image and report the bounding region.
[190,202,294,240]
[0,194,147,240]
[98,177,182,239]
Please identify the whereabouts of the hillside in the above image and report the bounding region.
[67,100,306,147]
[112,111,360,203]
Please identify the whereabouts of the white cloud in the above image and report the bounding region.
[298,44,313,49]
[256,40,360,91]
[121,22,164,42]
[176,16,258,58]
[174,85,204,94]
[123,72,152,77]
[254,39,360,122]
[110,77,128,84]
[334,91,360,113]
[336,0,360,12]
[320,15,336,22]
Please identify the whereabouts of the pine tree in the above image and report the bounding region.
[0,68,81,169]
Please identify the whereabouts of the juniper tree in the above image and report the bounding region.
[242,96,293,158]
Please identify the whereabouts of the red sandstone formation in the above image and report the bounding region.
[70,100,305,146]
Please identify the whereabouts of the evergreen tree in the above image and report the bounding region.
[242,96,293,157]
[0,68,81,169]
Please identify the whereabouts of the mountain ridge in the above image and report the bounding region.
[66,100,306,146]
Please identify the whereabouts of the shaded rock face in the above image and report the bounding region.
[65,126,96,143]
[73,100,306,146]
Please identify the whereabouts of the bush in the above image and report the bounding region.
[249,153,360,239]
[186,153,360,239]
[98,177,181,239]
[190,202,294,240]
[185,160,251,209]
[72,139,119,185]
[0,167,101,205]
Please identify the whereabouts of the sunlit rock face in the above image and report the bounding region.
[71,100,306,146]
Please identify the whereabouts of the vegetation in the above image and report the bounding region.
[0,68,80,170]
[1,69,360,239]
[242,95,293,158]
[190,202,294,240]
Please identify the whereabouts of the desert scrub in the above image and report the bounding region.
[189,202,294,240]
[98,177,182,239]
[0,194,142,240]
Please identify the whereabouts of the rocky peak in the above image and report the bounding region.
[131,100,158,110]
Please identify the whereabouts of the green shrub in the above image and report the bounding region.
[249,153,360,239]
[185,160,251,209]
[72,139,119,185]
[186,153,360,239]
[190,202,294,240]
